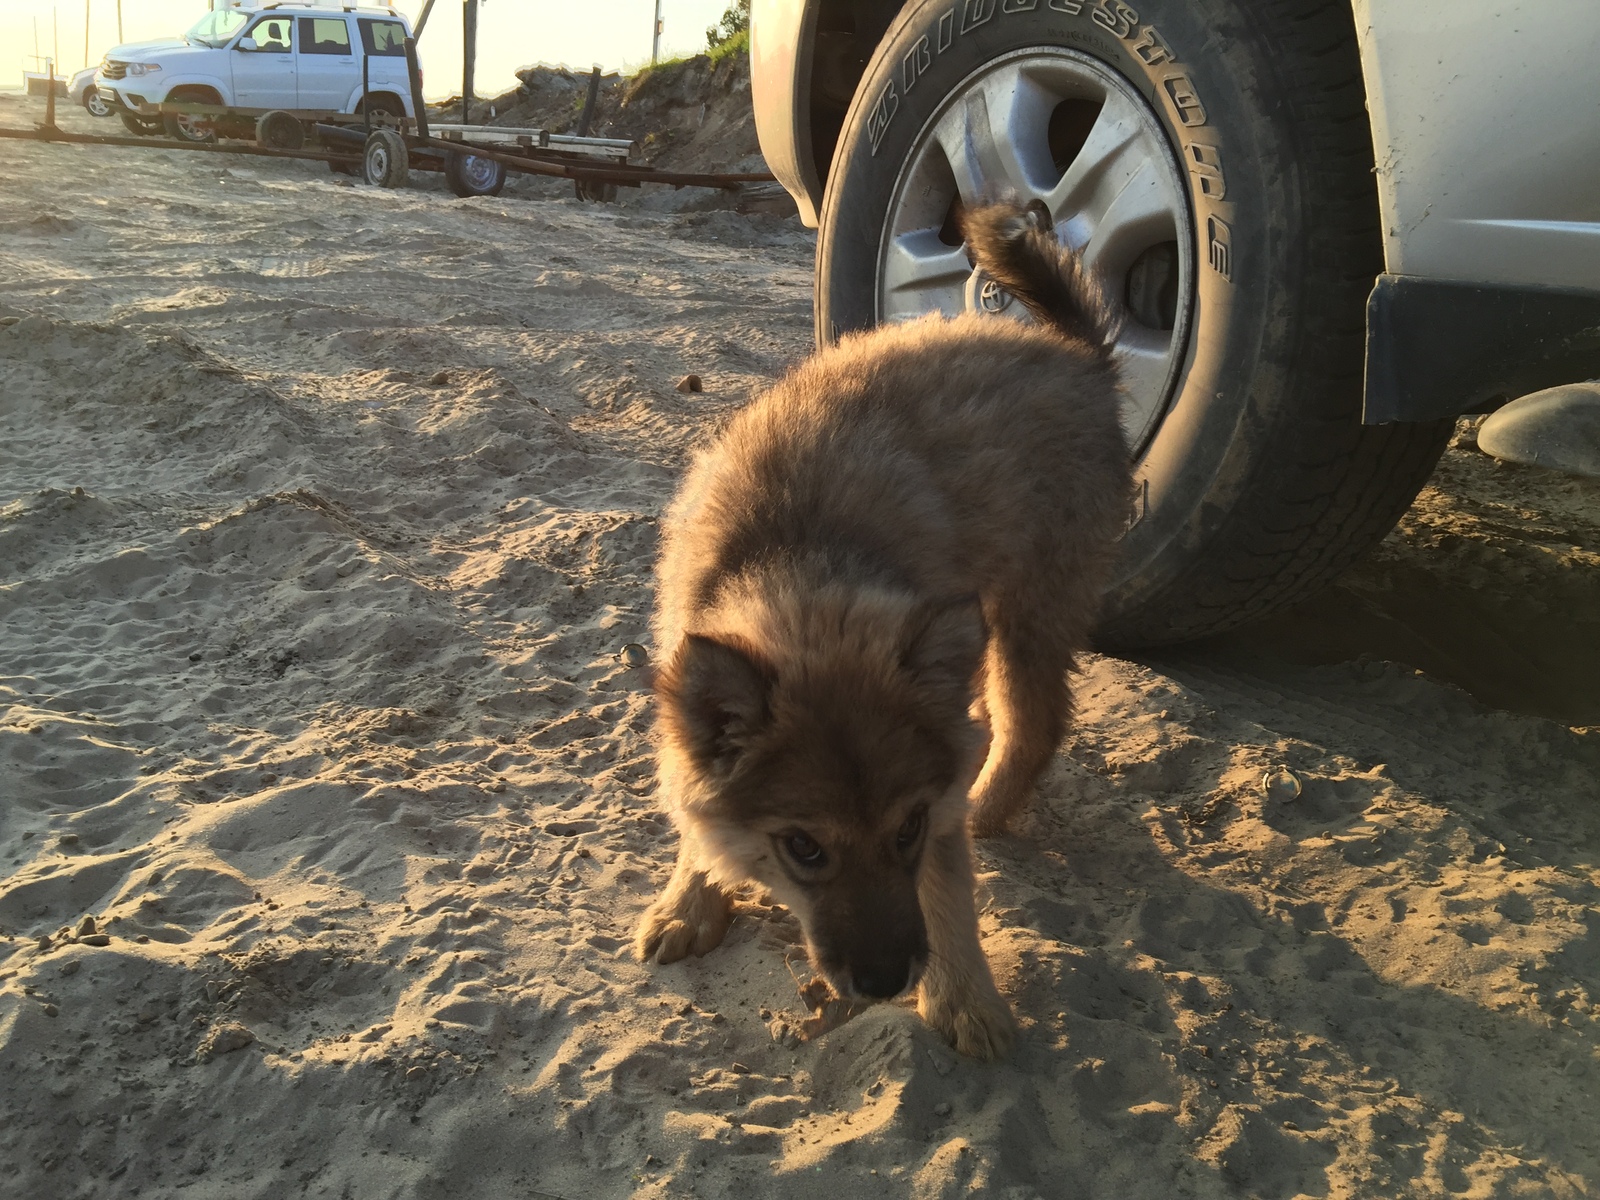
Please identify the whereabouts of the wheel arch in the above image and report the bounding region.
[347,86,411,118]
[752,0,904,227]
[161,80,229,106]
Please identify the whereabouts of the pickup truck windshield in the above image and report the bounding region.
[184,10,249,48]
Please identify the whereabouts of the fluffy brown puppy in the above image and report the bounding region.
[636,203,1133,1059]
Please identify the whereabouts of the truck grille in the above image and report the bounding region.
[101,60,128,80]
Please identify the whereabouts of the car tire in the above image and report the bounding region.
[357,94,406,127]
[363,128,410,188]
[445,150,507,198]
[817,0,1453,647]
[120,111,163,137]
[83,87,112,118]
[164,108,217,145]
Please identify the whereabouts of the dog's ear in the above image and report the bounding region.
[903,596,986,696]
[660,634,773,773]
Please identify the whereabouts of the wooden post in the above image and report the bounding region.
[461,0,476,126]
[45,58,57,128]
[116,0,121,43]
[84,0,91,73]
[412,0,436,39]
[404,36,429,141]
[575,65,601,138]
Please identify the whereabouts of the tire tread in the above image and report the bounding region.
[1096,0,1452,646]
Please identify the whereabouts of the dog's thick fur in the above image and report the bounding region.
[636,204,1133,1058]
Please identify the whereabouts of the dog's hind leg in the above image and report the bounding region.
[635,849,734,964]
[968,619,1072,838]
[916,827,1016,1059]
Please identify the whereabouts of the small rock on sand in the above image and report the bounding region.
[196,1022,255,1062]
[676,374,702,393]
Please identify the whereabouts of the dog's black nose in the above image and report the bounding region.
[851,961,912,999]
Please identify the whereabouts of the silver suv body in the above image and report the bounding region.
[95,2,416,121]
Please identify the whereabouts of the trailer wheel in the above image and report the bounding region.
[120,112,163,136]
[256,110,305,151]
[445,150,507,198]
[363,129,410,188]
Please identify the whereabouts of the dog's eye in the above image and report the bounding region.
[784,832,826,867]
[896,808,925,851]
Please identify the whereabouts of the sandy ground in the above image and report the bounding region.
[2,94,1598,1200]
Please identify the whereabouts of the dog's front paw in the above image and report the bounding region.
[920,983,1016,1060]
[635,877,733,964]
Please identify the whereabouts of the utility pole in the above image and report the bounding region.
[461,0,477,125]
[84,0,91,72]
[116,0,122,43]
[652,0,662,63]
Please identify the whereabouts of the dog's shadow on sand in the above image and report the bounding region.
[828,653,1600,1197]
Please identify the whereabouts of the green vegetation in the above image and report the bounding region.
[619,0,750,84]
[705,0,751,49]
[707,28,749,67]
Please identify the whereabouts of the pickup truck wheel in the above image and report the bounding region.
[445,150,507,198]
[817,0,1453,647]
[363,128,410,188]
[164,114,216,144]
[83,87,112,118]
[358,94,406,127]
[120,112,163,136]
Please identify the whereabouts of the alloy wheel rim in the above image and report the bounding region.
[877,48,1194,451]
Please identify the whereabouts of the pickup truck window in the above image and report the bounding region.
[242,17,293,53]
[299,17,352,56]
[358,19,408,57]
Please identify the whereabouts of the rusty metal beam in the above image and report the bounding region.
[410,135,774,191]
[0,124,355,164]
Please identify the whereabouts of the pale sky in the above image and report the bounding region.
[0,0,737,95]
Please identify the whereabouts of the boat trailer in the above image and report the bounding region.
[0,39,777,203]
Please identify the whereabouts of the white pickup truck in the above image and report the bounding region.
[95,1,416,143]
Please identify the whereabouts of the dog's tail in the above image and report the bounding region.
[961,202,1122,358]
